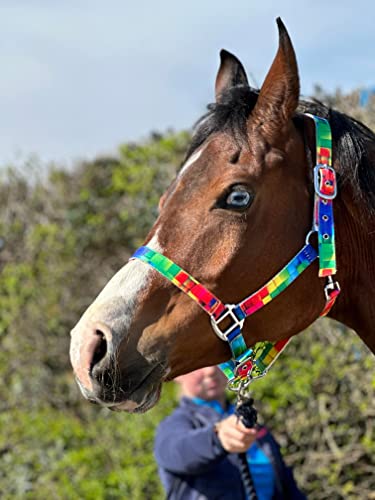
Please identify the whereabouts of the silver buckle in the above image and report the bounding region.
[210,304,245,341]
[314,165,337,200]
[324,277,341,301]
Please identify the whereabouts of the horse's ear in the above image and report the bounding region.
[215,49,248,102]
[251,18,299,141]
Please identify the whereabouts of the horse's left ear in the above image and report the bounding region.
[215,49,249,102]
[250,18,299,142]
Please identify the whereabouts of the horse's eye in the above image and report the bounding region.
[225,190,252,210]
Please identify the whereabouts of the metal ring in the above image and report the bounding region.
[322,215,329,221]
[305,230,316,245]
[323,233,329,240]
[228,380,241,392]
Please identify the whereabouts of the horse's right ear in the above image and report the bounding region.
[250,18,300,142]
[215,49,248,102]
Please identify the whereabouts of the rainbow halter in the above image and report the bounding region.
[131,114,340,391]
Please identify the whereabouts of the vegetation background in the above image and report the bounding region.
[0,89,374,499]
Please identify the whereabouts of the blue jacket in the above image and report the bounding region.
[154,397,306,500]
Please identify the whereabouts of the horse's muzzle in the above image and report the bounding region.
[70,320,165,412]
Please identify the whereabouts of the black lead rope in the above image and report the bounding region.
[235,397,258,500]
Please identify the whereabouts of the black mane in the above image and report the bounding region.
[187,86,375,212]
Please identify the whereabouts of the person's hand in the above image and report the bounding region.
[214,414,257,453]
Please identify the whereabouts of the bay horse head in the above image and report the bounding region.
[70,19,375,412]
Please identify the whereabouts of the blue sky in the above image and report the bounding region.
[1,1,375,166]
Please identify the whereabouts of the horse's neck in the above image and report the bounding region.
[331,193,375,353]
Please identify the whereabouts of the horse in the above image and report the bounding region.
[70,18,375,413]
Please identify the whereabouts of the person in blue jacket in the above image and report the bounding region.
[154,365,306,500]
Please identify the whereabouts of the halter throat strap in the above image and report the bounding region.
[131,114,340,391]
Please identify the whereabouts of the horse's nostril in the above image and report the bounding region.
[70,321,114,392]
[90,330,108,371]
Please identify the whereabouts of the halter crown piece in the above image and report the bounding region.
[131,114,340,392]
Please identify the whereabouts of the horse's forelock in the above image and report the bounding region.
[186,86,259,160]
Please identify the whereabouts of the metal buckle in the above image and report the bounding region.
[210,304,245,341]
[314,165,337,200]
[324,277,341,301]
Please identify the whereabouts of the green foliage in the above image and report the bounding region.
[0,384,177,500]
[0,95,374,499]
[0,130,188,499]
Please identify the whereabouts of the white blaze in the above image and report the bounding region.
[178,143,208,177]
[70,231,163,366]
[95,230,163,308]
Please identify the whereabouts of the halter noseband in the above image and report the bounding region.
[131,114,340,391]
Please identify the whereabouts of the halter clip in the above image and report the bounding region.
[324,277,341,301]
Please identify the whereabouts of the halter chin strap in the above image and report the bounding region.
[131,114,340,391]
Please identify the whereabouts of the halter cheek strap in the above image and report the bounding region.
[131,114,340,391]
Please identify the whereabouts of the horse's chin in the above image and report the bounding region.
[110,384,163,413]
[75,374,163,413]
